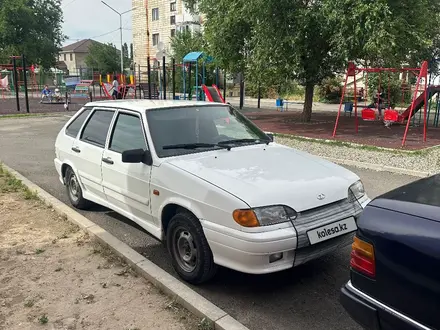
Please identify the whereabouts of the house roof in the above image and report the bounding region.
[61,39,96,53]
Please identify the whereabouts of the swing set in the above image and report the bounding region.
[332,60,440,146]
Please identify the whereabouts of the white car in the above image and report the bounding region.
[54,100,370,284]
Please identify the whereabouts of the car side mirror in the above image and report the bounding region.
[265,132,274,141]
[122,149,153,166]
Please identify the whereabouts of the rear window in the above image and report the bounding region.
[65,108,92,138]
[380,174,440,208]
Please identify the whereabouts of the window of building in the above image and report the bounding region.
[152,8,159,21]
[170,15,176,25]
[70,53,73,61]
[152,33,159,46]
[63,54,66,61]
[170,2,176,11]
[170,29,176,38]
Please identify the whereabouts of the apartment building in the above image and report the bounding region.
[132,0,202,68]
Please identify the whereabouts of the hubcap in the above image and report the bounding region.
[68,173,79,202]
[173,227,197,273]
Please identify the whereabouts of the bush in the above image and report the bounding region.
[317,77,343,103]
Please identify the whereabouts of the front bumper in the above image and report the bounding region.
[203,221,355,275]
[340,280,431,330]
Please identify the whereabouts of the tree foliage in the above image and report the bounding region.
[185,0,440,121]
[0,0,65,68]
[122,42,129,60]
[170,30,206,63]
[85,42,121,74]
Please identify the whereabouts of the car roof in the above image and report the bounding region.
[86,99,224,112]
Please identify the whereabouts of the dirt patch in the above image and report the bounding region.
[0,167,206,330]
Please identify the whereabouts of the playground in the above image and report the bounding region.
[246,109,440,150]
[3,53,440,150]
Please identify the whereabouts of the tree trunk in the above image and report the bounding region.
[301,82,314,122]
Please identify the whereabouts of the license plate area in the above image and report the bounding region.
[307,217,357,245]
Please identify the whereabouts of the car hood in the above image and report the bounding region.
[165,144,359,211]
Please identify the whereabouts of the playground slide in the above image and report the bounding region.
[101,83,113,99]
[202,84,225,103]
[400,85,440,121]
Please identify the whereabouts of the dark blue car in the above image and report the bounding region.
[340,174,440,330]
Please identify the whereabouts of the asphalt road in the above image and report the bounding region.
[0,115,418,330]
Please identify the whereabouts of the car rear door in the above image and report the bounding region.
[101,109,155,232]
[71,108,116,202]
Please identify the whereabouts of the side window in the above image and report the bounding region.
[80,110,115,147]
[65,108,92,138]
[109,113,147,153]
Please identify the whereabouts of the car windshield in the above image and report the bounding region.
[146,105,270,158]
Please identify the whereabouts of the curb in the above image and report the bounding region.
[323,157,432,178]
[2,163,249,330]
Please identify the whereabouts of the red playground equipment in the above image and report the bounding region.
[332,60,431,146]
[202,84,225,103]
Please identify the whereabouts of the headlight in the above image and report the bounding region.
[349,180,365,202]
[233,205,297,227]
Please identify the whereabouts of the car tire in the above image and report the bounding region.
[167,211,217,284]
[65,167,90,210]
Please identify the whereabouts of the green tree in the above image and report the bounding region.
[122,42,129,60]
[185,0,440,121]
[170,30,206,63]
[0,0,65,68]
[85,42,121,74]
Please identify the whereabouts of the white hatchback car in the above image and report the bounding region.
[54,100,370,284]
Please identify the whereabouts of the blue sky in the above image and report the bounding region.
[61,0,133,49]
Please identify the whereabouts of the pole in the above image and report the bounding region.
[423,68,428,142]
[163,55,166,99]
[354,71,358,133]
[147,56,152,99]
[172,58,176,100]
[22,54,30,113]
[258,83,261,109]
[402,61,427,146]
[120,14,123,74]
[12,57,20,112]
[239,73,244,109]
[332,69,350,137]
[188,63,192,100]
[223,70,226,101]
[138,63,141,98]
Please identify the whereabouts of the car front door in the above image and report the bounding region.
[101,110,154,231]
[72,108,116,203]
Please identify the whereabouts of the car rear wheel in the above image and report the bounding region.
[65,167,90,209]
[167,211,217,284]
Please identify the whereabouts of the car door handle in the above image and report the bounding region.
[102,157,114,165]
[71,146,81,153]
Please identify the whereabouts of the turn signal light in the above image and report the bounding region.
[350,236,375,277]
[232,209,260,227]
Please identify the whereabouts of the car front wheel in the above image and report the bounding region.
[167,211,217,284]
[65,167,90,209]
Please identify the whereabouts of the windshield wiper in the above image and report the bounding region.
[218,138,270,145]
[163,143,231,150]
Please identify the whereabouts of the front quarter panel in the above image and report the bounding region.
[150,162,248,237]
